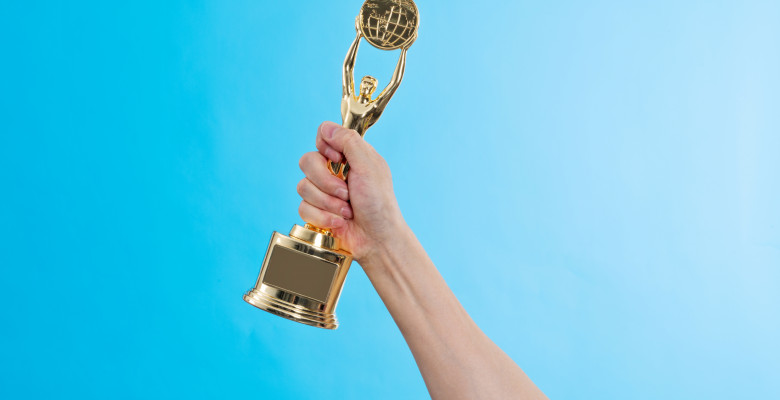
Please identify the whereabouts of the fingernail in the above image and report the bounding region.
[330,216,345,228]
[341,206,353,219]
[326,148,342,163]
[335,187,349,201]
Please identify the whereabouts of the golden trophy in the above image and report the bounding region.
[243,0,419,329]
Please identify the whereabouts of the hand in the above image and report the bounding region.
[297,121,406,264]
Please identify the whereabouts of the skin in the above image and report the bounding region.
[297,121,548,400]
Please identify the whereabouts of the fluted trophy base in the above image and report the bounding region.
[244,286,338,329]
[244,225,352,330]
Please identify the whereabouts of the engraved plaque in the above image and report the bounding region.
[262,246,338,303]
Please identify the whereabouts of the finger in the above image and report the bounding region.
[317,121,370,167]
[298,200,346,229]
[297,178,353,219]
[299,152,350,201]
[315,131,343,163]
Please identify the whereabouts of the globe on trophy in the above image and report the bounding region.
[243,0,419,329]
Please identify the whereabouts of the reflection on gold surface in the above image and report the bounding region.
[244,0,419,329]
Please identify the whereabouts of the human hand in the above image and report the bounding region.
[297,121,406,265]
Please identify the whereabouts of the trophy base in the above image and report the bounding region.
[244,286,338,329]
[244,225,352,330]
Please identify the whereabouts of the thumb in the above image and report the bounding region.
[318,122,370,168]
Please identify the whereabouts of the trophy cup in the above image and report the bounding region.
[243,0,419,329]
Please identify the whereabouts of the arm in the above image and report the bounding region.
[375,48,407,106]
[297,122,548,400]
[343,29,362,97]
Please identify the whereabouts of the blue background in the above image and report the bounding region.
[1,1,778,398]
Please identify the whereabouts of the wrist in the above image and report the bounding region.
[358,217,416,276]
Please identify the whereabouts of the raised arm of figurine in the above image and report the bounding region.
[298,121,548,400]
[342,21,362,97]
[374,48,407,108]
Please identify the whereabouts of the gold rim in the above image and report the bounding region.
[244,288,338,329]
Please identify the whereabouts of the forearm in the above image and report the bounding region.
[361,223,547,400]
[303,123,546,397]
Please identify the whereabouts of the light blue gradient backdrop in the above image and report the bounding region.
[1,1,778,399]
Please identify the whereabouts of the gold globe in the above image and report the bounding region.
[359,0,419,50]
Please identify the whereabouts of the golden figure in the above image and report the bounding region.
[342,19,408,137]
[331,13,415,178]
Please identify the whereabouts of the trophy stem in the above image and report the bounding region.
[292,224,340,250]
[304,223,334,236]
[328,159,351,180]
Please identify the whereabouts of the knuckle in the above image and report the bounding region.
[332,126,351,139]
[342,130,364,153]
[328,196,344,212]
[296,179,307,196]
[328,179,345,195]
[343,128,359,142]
[299,152,317,172]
